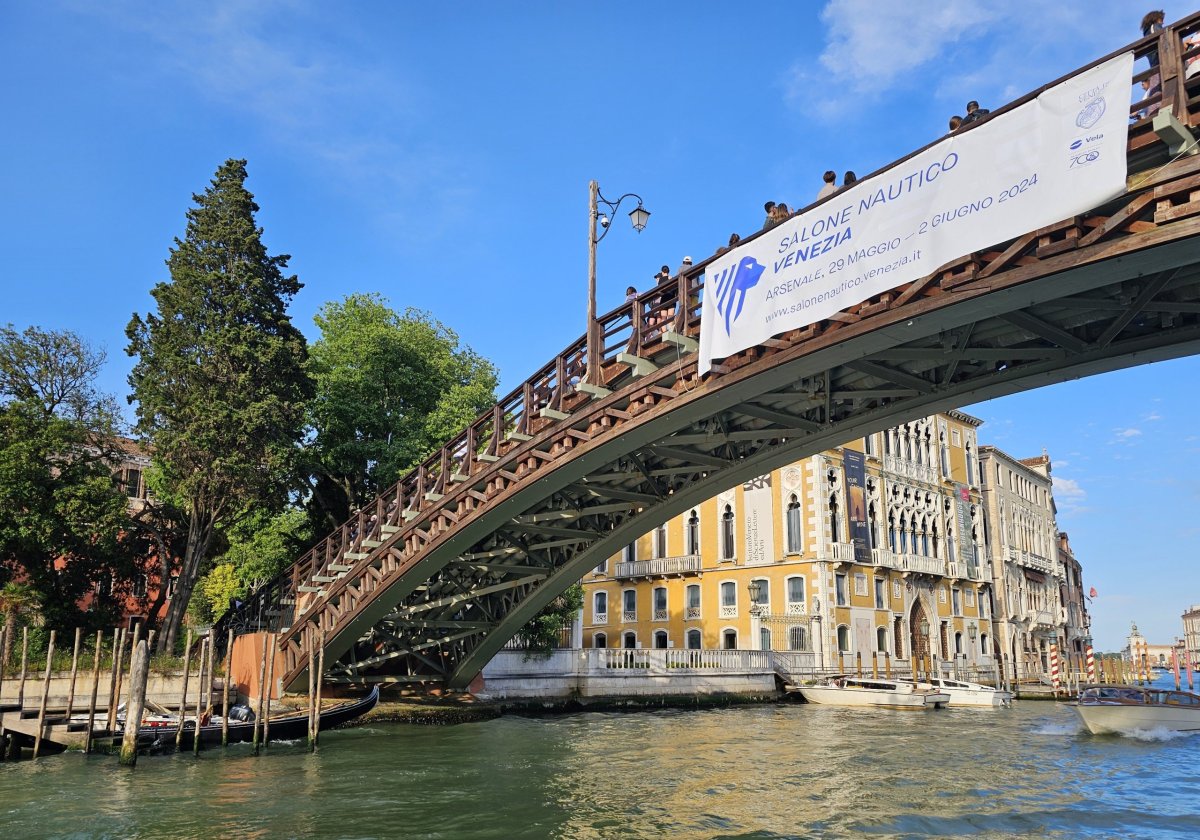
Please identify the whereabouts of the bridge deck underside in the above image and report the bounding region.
[271,152,1200,691]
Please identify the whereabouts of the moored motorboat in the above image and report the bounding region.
[926,677,1013,707]
[792,675,950,709]
[1071,684,1200,735]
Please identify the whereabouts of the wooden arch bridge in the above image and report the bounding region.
[221,17,1200,691]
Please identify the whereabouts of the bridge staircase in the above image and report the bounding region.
[215,14,1200,692]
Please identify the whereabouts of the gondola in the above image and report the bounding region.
[131,685,380,751]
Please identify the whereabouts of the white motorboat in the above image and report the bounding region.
[1071,685,1200,735]
[793,675,950,710]
[926,677,1013,707]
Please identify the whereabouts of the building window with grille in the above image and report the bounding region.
[788,625,809,651]
[786,495,802,553]
[654,630,669,649]
[720,504,736,560]
[686,584,701,619]
[835,573,848,607]
[686,510,700,555]
[594,591,608,622]
[594,633,607,648]
[720,581,737,617]
[874,578,885,610]
[787,576,805,610]
[653,586,668,620]
[686,629,702,650]
[622,589,637,621]
[837,624,851,653]
[759,627,772,651]
[623,632,637,649]
[877,626,888,652]
[723,629,738,649]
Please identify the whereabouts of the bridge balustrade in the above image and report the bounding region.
[211,13,1200,690]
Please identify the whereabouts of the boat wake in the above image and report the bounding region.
[1030,721,1084,736]
[1118,726,1200,742]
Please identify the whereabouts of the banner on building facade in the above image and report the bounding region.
[699,51,1135,374]
[844,448,870,563]
[741,473,776,565]
[955,484,974,569]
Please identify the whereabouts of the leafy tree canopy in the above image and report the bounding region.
[303,293,497,532]
[0,325,141,634]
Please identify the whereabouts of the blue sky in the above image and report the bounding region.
[2,1,1195,651]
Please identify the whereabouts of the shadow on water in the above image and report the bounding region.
[1,701,1198,839]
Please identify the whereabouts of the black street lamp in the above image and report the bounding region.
[586,180,649,383]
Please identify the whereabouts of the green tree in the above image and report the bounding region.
[194,507,311,622]
[126,159,313,652]
[0,582,39,667]
[303,294,497,533]
[514,583,583,658]
[0,325,141,636]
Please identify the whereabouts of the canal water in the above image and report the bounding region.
[2,695,1198,839]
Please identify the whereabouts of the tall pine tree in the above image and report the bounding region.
[126,159,312,651]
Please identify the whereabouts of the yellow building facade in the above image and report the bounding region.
[582,411,999,671]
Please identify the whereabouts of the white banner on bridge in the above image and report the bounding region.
[699,51,1135,374]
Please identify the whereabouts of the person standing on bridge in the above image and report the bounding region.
[817,170,838,200]
[842,171,857,188]
[962,101,990,125]
[1141,10,1165,67]
[948,115,963,134]
[762,201,777,229]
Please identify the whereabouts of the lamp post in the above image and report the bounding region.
[586,180,650,384]
[748,580,765,651]
[811,597,823,669]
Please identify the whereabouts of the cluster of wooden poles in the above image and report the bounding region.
[0,624,331,766]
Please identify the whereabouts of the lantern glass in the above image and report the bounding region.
[629,204,650,232]
[747,580,762,604]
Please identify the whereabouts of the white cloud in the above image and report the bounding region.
[1053,475,1088,515]
[1109,427,1143,443]
[1144,411,1162,421]
[785,1,1135,117]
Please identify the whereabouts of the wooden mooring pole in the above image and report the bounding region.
[252,631,268,755]
[174,629,193,751]
[85,630,103,753]
[193,636,208,756]
[16,627,29,710]
[32,629,56,758]
[221,628,233,748]
[262,633,276,749]
[312,638,321,753]
[105,627,125,732]
[118,639,151,767]
[313,630,326,748]
[63,628,82,727]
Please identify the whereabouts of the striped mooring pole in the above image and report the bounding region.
[1085,643,1095,683]
[1049,641,1061,694]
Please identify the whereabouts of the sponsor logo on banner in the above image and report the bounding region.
[844,449,870,564]
[698,51,1134,375]
[1076,97,1106,129]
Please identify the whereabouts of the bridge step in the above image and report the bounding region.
[506,431,532,442]
[361,539,383,548]
[450,472,469,483]
[616,352,658,377]
[575,382,612,398]
[423,492,444,502]
[312,575,339,583]
[403,509,419,521]
[343,552,368,560]
[477,453,500,462]
[380,525,399,535]
[539,407,570,421]
[661,329,699,353]
[298,585,325,594]
[329,563,353,572]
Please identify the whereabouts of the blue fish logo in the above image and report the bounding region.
[713,255,766,336]
[1069,139,1083,150]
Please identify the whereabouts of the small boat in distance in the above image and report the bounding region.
[926,677,1013,707]
[791,675,950,710]
[1071,684,1200,735]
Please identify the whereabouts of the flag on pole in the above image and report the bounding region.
[1088,587,1098,599]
